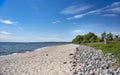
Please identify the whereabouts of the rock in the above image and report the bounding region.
[63,62,67,64]
[46,54,48,56]
[69,53,74,56]
[70,45,120,75]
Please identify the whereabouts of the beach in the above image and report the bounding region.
[0,44,120,75]
[0,44,78,75]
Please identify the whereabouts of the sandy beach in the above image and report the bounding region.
[0,44,78,75]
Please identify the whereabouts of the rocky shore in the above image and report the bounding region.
[0,44,120,75]
[70,45,120,75]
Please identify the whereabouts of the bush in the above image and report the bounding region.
[90,36,96,42]
[96,37,101,42]
[72,32,119,44]
[72,35,83,44]
[72,32,98,44]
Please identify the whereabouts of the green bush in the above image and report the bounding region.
[72,32,98,44]
[72,35,83,44]
[96,37,101,42]
[72,32,119,44]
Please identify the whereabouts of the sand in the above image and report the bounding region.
[0,44,78,75]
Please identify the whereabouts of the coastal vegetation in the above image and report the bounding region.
[72,32,120,44]
[72,32,120,66]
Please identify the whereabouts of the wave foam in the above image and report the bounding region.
[0,46,49,60]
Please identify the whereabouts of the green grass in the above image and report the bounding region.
[84,41,120,67]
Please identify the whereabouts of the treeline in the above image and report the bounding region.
[72,32,120,44]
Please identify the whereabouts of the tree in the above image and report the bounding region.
[101,32,106,41]
[114,35,120,41]
[107,33,113,41]
[72,35,83,44]
[101,32,107,44]
[72,32,98,44]
[96,37,101,42]
[89,36,96,42]
[72,32,118,44]
[115,35,119,39]
[82,35,88,43]
[86,32,97,42]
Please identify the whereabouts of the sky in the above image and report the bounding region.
[0,0,120,42]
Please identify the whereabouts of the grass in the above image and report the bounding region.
[84,41,120,67]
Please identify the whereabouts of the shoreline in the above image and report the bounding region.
[0,44,69,60]
[0,46,49,60]
[0,44,78,75]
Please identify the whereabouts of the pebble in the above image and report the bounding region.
[63,62,67,64]
[71,45,120,75]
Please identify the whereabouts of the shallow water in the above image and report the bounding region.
[0,42,70,56]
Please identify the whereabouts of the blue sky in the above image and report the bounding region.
[0,0,120,42]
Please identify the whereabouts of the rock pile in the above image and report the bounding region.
[70,45,120,75]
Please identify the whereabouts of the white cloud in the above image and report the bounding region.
[72,30,82,33]
[0,33,67,42]
[0,31,12,35]
[67,13,87,20]
[0,31,33,42]
[67,1,120,19]
[112,2,120,6]
[52,20,61,24]
[102,14,118,17]
[66,10,98,19]
[0,35,29,42]
[0,19,17,25]
[39,37,65,42]
[87,9,102,14]
[105,2,120,8]
[0,34,40,42]
[71,30,85,35]
[104,2,120,13]
[111,31,120,35]
[61,4,91,14]
[107,7,120,13]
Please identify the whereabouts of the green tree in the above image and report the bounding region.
[96,37,101,42]
[115,35,119,39]
[101,32,106,41]
[107,33,113,41]
[114,35,120,41]
[82,35,88,43]
[89,36,96,42]
[86,32,97,42]
[72,35,83,44]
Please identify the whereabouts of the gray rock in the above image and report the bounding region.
[70,45,120,75]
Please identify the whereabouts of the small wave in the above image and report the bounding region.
[34,46,49,51]
[0,52,19,59]
[0,46,49,60]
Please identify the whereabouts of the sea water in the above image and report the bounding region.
[0,42,70,56]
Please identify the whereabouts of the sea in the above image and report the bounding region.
[0,42,70,57]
